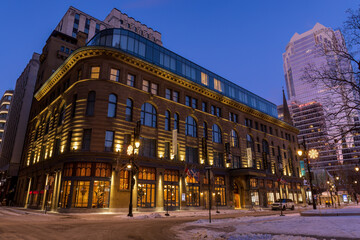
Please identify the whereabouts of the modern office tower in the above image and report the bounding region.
[0,54,40,203]
[16,28,303,211]
[55,6,162,45]
[283,23,358,170]
[0,90,13,148]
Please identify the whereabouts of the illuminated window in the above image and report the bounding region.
[94,163,111,177]
[127,74,135,87]
[92,181,110,208]
[119,170,129,190]
[110,68,120,81]
[142,80,149,92]
[201,72,208,85]
[72,181,90,208]
[215,176,226,206]
[151,83,158,95]
[250,178,258,188]
[164,170,179,182]
[214,78,223,92]
[63,163,73,177]
[90,66,100,79]
[75,162,92,176]
[59,181,71,208]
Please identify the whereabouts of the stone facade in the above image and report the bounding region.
[16,43,303,211]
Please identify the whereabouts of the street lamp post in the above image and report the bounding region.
[127,121,141,217]
[297,136,317,210]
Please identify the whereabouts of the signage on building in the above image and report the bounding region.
[343,194,348,202]
[300,161,306,177]
[172,129,177,155]
[182,193,186,201]
[246,148,252,166]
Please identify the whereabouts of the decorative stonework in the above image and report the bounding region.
[35,46,298,133]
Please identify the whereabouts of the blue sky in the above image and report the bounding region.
[1,0,358,105]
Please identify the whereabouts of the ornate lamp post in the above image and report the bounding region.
[297,137,318,210]
[126,121,141,217]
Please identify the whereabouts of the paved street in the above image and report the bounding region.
[0,206,359,239]
[0,207,305,240]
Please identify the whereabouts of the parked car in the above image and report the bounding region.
[271,199,295,210]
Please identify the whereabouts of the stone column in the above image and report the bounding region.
[24,178,32,209]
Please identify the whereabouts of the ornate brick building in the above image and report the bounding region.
[16,29,303,212]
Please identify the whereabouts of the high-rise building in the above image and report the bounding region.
[283,23,359,171]
[0,54,40,203]
[0,90,13,148]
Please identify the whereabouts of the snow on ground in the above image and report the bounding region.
[174,213,360,239]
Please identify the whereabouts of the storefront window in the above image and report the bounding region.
[75,163,91,177]
[72,181,90,208]
[59,181,71,208]
[119,170,129,190]
[267,192,275,205]
[92,181,110,208]
[186,185,199,206]
[137,183,155,208]
[94,163,111,177]
[164,184,179,207]
[250,178,258,188]
[63,163,73,177]
[214,176,226,206]
[164,170,179,182]
[251,191,259,205]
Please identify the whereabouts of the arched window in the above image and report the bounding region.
[107,94,117,117]
[246,134,254,167]
[165,110,171,131]
[230,130,239,147]
[203,122,207,139]
[174,113,179,132]
[212,124,222,143]
[58,105,66,126]
[85,91,96,116]
[141,103,157,127]
[185,116,197,137]
[125,99,133,122]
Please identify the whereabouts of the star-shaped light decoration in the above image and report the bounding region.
[308,149,319,159]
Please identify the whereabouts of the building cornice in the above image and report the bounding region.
[34,46,298,133]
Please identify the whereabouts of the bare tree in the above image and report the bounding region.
[301,7,360,169]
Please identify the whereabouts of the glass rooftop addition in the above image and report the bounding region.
[87,29,278,118]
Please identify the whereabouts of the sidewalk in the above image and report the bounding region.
[300,204,360,216]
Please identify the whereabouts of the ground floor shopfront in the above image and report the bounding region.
[15,157,305,212]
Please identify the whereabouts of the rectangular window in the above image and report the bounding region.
[202,102,207,112]
[214,78,223,92]
[72,181,90,208]
[269,127,273,135]
[82,129,92,151]
[165,89,171,100]
[90,66,100,79]
[119,170,129,190]
[255,122,259,130]
[139,138,156,158]
[110,68,120,82]
[151,83,158,95]
[185,96,191,107]
[104,131,114,152]
[164,142,170,159]
[216,107,221,117]
[66,131,73,152]
[211,106,215,115]
[95,23,100,34]
[213,152,224,167]
[201,72,208,85]
[127,74,135,87]
[77,69,82,81]
[185,147,199,164]
[173,91,179,102]
[191,98,197,109]
[142,80,149,92]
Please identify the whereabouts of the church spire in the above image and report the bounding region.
[282,88,293,125]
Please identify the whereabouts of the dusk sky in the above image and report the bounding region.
[1,0,359,105]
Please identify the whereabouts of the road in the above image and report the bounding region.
[0,207,303,240]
